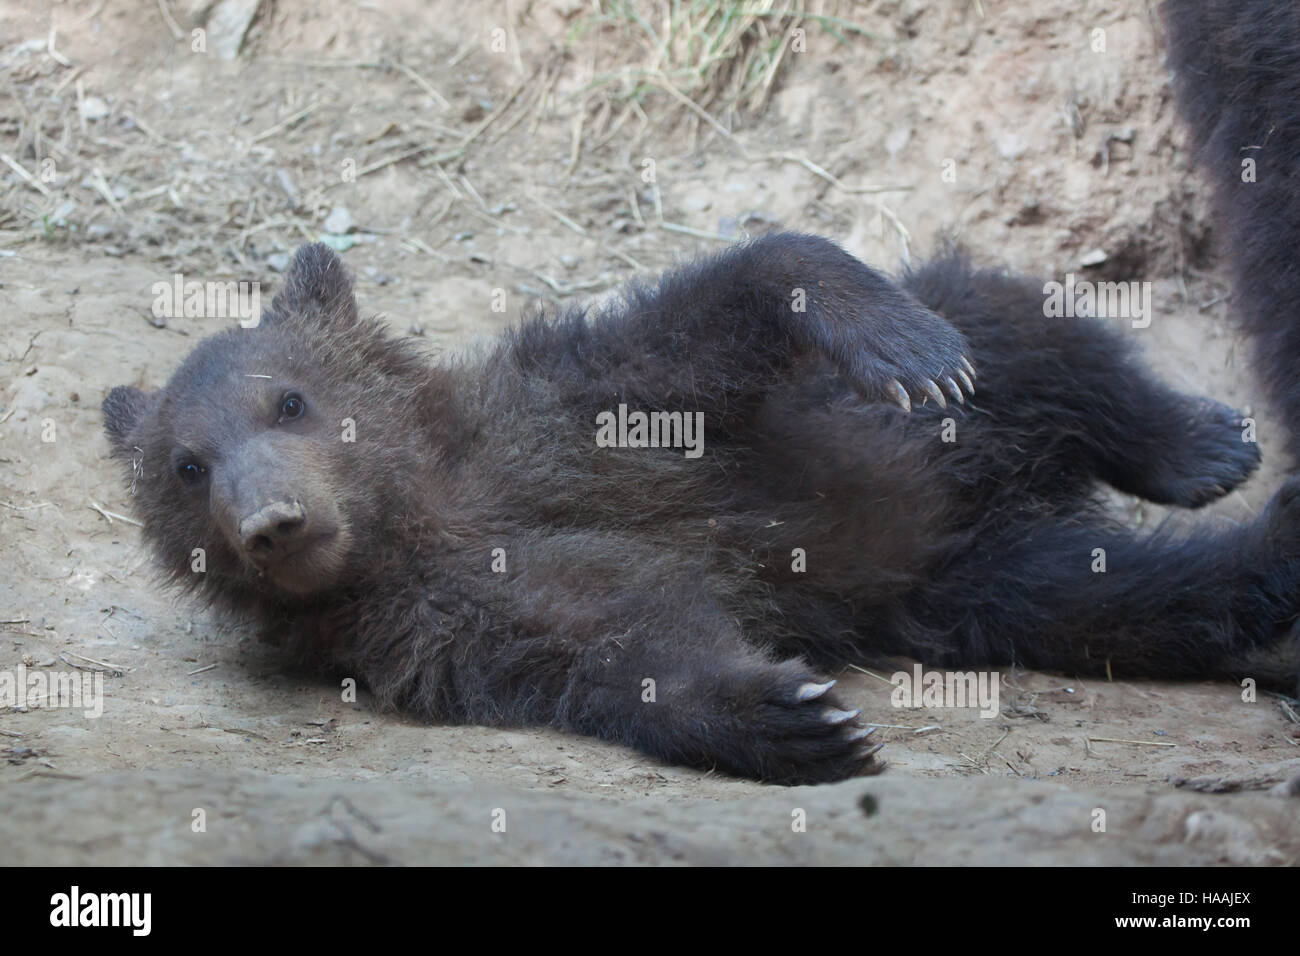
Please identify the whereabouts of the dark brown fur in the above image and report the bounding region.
[103,235,1300,784]
[1163,0,1300,464]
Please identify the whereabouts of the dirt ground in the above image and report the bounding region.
[2,0,1299,866]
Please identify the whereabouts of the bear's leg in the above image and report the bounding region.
[904,256,1260,508]
[508,231,975,423]
[554,628,882,785]
[434,534,882,785]
[1163,0,1300,464]
[881,477,1300,683]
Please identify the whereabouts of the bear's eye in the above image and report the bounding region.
[279,393,305,421]
[176,461,206,484]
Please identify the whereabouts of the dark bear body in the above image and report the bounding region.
[1162,0,1300,462]
[103,234,1300,784]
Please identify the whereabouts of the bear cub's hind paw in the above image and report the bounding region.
[1139,399,1261,508]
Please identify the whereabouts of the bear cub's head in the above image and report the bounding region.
[102,244,427,604]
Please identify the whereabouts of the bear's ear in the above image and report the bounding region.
[102,385,154,455]
[266,243,358,326]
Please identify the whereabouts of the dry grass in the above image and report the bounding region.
[564,1,868,149]
[0,1,875,275]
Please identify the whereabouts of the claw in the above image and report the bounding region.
[845,725,877,741]
[886,379,911,413]
[796,679,836,702]
[859,741,885,758]
[956,368,975,395]
[962,356,977,379]
[922,379,946,408]
[943,376,964,404]
[823,707,861,725]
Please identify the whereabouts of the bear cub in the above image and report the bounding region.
[104,234,1300,784]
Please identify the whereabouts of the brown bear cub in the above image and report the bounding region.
[103,234,1300,784]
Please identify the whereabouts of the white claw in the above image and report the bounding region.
[845,726,877,741]
[923,379,946,408]
[962,356,977,378]
[824,707,861,725]
[860,742,885,758]
[886,379,911,413]
[796,679,836,702]
[943,376,964,404]
[956,369,975,395]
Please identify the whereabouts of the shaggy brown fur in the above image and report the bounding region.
[1163,0,1300,464]
[103,235,1300,784]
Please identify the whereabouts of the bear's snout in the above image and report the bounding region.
[239,500,308,557]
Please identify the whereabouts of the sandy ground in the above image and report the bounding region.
[2,0,1299,865]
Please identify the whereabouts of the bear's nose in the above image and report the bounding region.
[239,501,307,555]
